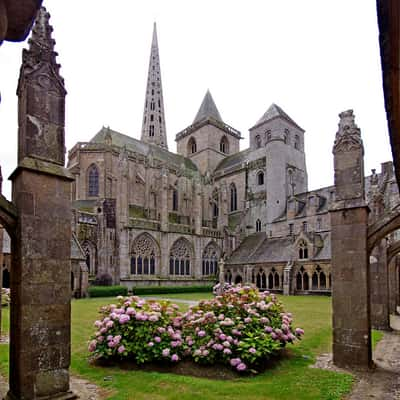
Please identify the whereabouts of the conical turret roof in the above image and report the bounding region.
[253,103,303,131]
[193,90,222,123]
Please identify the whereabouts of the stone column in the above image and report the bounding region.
[283,261,293,295]
[388,257,398,315]
[218,258,225,284]
[330,110,372,369]
[193,182,202,235]
[7,8,76,399]
[117,148,130,279]
[370,239,390,329]
[160,169,168,232]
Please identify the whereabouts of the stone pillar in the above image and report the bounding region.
[283,261,293,295]
[218,258,225,284]
[218,184,228,229]
[194,181,202,235]
[7,8,76,399]
[117,148,130,279]
[330,110,372,369]
[160,169,168,232]
[370,239,390,329]
[388,257,398,315]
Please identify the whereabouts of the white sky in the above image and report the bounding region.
[0,0,391,199]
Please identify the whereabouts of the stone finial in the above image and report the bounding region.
[22,7,62,75]
[333,109,363,154]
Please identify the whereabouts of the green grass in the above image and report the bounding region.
[0,294,385,400]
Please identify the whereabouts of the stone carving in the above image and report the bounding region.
[132,233,158,257]
[333,110,363,154]
[170,238,191,258]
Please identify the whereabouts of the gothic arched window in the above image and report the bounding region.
[220,136,229,154]
[256,219,262,232]
[130,233,159,275]
[266,130,272,142]
[255,135,262,149]
[172,189,178,211]
[169,238,192,276]
[87,164,99,197]
[188,137,197,154]
[294,134,300,150]
[298,240,308,259]
[230,183,237,212]
[212,188,219,218]
[202,242,220,276]
[257,171,264,185]
[256,270,267,289]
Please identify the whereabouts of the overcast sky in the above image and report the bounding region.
[0,0,391,199]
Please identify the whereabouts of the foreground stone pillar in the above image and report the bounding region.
[370,239,390,329]
[330,110,372,369]
[7,8,76,399]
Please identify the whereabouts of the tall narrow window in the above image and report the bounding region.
[202,242,220,276]
[220,136,229,154]
[150,114,154,121]
[230,184,237,212]
[255,135,262,149]
[266,130,272,141]
[149,125,154,137]
[188,137,197,154]
[294,134,300,150]
[88,164,99,197]
[257,171,264,185]
[298,240,308,259]
[256,219,262,232]
[212,189,219,218]
[302,221,307,232]
[172,189,178,211]
[289,223,294,235]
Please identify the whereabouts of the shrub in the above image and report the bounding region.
[133,285,213,296]
[1,288,10,307]
[88,286,128,298]
[88,285,304,372]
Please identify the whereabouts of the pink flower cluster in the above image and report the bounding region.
[88,286,304,372]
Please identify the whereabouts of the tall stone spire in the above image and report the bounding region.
[141,22,168,149]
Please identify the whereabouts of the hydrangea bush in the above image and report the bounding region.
[88,285,304,372]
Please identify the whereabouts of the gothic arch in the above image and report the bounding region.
[220,136,229,154]
[202,241,221,276]
[368,207,400,253]
[387,238,400,264]
[257,170,264,185]
[87,163,99,197]
[188,137,197,154]
[81,240,97,275]
[230,183,237,212]
[130,233,160,276]
[169,237,193,276]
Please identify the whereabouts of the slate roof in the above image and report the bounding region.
[215,148,251,172]
[193,90,222,124]
[90,127,199,173]
[251,103,304,131]
[227,232,331,265]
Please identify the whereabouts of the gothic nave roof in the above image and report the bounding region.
[90,126,199,174]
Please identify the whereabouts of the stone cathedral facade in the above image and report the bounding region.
[67,24,399,293]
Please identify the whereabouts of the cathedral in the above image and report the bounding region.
[67,23,399,294]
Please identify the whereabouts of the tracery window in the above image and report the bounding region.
[220,136,229,154]
[87,164,99,197]
[130,234,158,275]
[230,183,237,212]
[296,266,309,291]
[202,242,220,276]
[312,265,327,290]
[298,240,308,259]
[268,267,280,289]
[256,270,267,289]
[169,238,192,276]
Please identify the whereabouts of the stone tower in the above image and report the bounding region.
[141,22,168,149]
[176,90,241,174]
[249,103,308,226]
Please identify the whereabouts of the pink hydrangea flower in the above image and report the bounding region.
[162,348,170,357]
[197,330,206,337]
[249,347,256,354]
[171,354,179,362]
[230,358,241,367]
[237,363,247,371]
[88,340,97,352]
[148,342,154,347]
[119,314,130,324]
[117,345,126,354]
[154,336,161,343]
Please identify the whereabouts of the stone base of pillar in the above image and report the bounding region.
[5,390,78,400]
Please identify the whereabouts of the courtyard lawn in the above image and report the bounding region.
[0,295,367,400]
